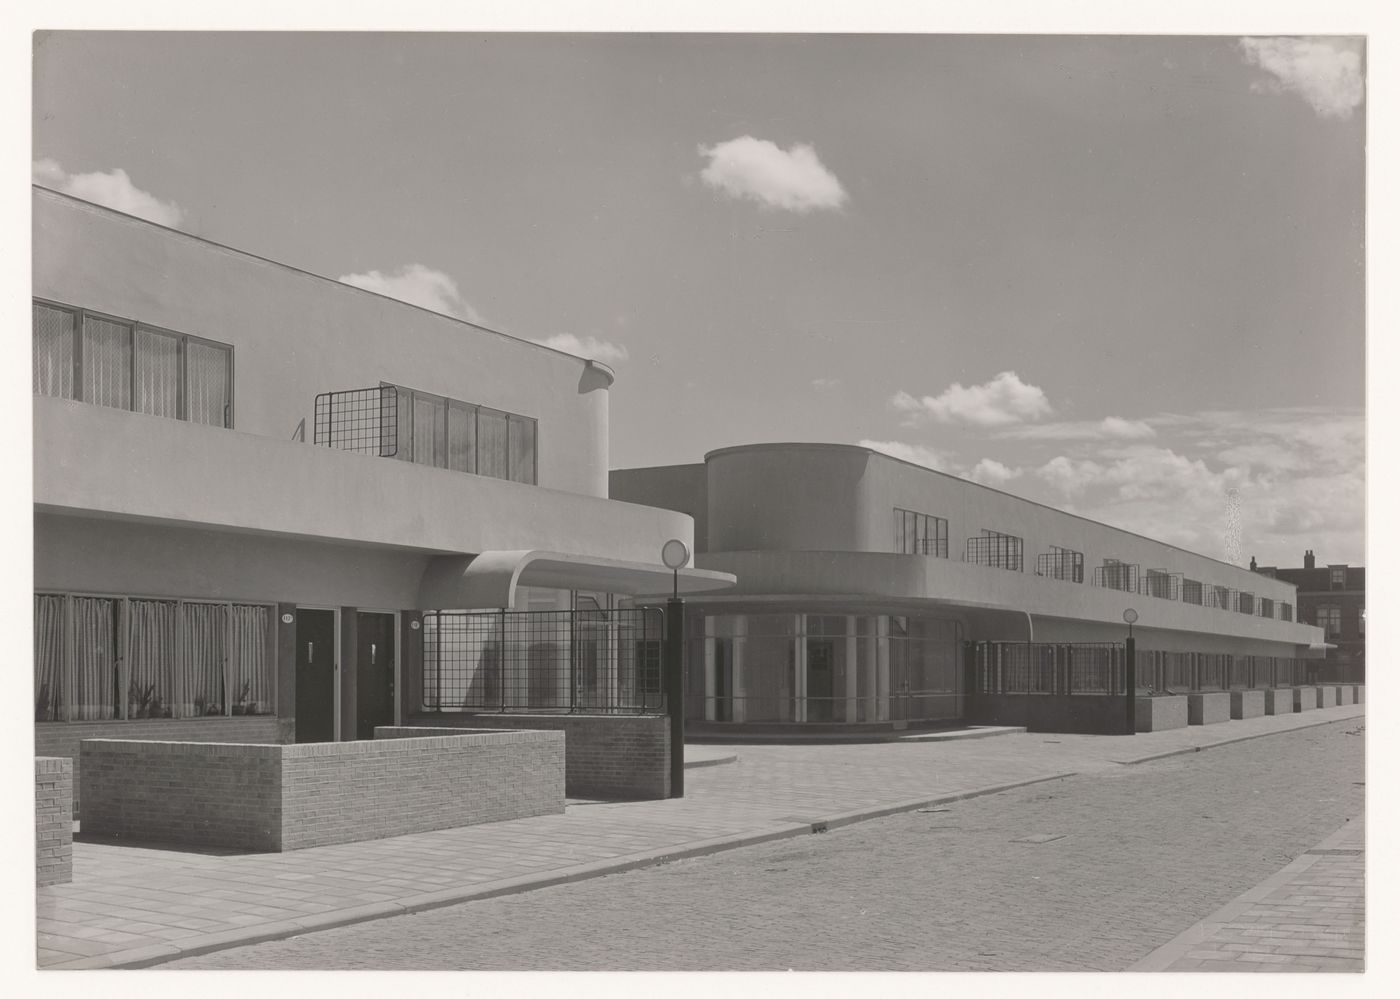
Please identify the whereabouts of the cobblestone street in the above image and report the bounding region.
[170,719,1364,971]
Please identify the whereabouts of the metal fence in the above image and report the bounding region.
[1136,651,1306,693]
[972,642,1127,696]
[1092,561,1139,592]
[1036,548,1084,582]
[314,385,399,456]
[420,607,666,714]
[965,532,1024,571]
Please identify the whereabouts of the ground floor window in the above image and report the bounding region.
[693,611,961,725]
[34,592,276,722]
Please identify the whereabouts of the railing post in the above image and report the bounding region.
[665,597,685,798]
[1125,637,1136,735]
[499,608,507,712]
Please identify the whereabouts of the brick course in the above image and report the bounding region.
[35,757,73,886]
[79,730,563,851]
[36,716,284,818]
[406,713,671,799]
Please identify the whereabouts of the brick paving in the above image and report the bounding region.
[1131,815,1364,972]
[169,714,1364,970]
[36,701,1362,969]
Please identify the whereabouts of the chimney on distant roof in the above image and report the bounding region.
[1249,556,1257,571]
[1304,550,1315,569]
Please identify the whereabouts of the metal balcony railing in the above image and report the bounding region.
[313,385,398,457]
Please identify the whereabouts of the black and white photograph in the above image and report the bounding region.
[12,1,1384,986]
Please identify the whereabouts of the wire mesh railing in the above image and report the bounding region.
[314,385,399,457]
[420,607,666,714]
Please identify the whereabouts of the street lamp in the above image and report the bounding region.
[660,539,689,798]
[1122,608,1138,736]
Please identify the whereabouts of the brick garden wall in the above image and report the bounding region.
[35,757,73,886]
[407,713,671,799]
[79,730,563,852]
[36,716,284,819]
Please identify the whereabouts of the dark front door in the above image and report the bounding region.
[807,640,835,722]
[295,609,336,743]
[356,612,396,739]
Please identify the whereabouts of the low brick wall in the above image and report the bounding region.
[1294,687,1319,712]
[1134,695,1188,732]
[967,695,1130,735]
[407,713,671,798]
[36,758,73,886]
[36,716,284,819]
[80,730,563,851]
[1264,688,1293,715]
[1230,689,1266,720]
[1188,691,1231,725]
[1315,685,1338,708]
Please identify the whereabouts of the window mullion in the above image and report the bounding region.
[118,598,130,720]
[224,602,234,717]
[62,594,74,722]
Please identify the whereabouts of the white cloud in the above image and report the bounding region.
[34,159,185,228]
[998,416,1156,441]
[858,440,958,473]
[892,371,1052,428]
[536,333,629,365]
[698,136,847,213]
[969,458,1024,487]
[811,377,841,391]
[337,264,481,324]
[1238,37,1364,119]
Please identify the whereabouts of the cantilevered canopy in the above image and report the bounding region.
[417,550,737,610]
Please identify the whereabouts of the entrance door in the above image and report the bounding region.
[356,612,396,740]
[295,609,336,743]
[807,639,835,722]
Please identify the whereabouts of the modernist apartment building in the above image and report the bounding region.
[1253,551,1365,681]
[33,185,732,765]
[612,443,1326,728]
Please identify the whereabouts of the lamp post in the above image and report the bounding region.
[661,539,689,798]
[1122,608,1138,735]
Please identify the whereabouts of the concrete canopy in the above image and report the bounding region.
[417,550,737,610]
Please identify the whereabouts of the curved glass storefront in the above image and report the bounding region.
[687,611,962,725]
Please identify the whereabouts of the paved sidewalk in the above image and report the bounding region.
[37,701,1362,970]
[1130,814,1364,972]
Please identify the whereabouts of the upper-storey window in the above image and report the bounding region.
[1237,591,1255,615]
[966,529,1023,571]
[1259,597,1274,619]
[33,300,233,428]
[1036,546,1084,582]
[1316,605,1342,638]
[894,508,948,557]
[389,383,537,485]
[1281,602,1293,622]
[1330,566,1347,589]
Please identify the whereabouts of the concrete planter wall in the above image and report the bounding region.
[1264,688,1293,715]
[1230,689,1266,720]
[1134,695,1188,732]
[1188,691,1231,725]
[1315,686,1338,707]
[1294,687,1319,712]
[80,729,564,852]
[1355,685,1365,704]
[1335,685,1353,705]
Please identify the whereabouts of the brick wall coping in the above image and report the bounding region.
[79,730,560,759]
[36,756,72,773]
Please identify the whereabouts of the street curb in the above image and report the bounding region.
[1114,707,1363,766]
[107,771,1077,969]
[1126,813,1364,972]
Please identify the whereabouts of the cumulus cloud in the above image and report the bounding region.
[969,458,1024,487]
[1238,36,1364,118]
[337,264,482,324]
[998,416,1156,441]
[698,136,847,213]
[811,377,841,391]
[858,440,958,473]
[34,159,185,228]
[892,371,1052,428]
[536,333,629,365]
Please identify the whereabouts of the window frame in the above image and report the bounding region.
[893,507,948,558]
[33,297,235,428]
[384,381,537,485]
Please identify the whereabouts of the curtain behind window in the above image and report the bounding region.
[127,599,176,718]
[81,316,133,410]
[33,303,76,399]
[477,410,509,479]
[447,402,477,473]
[72,597,117,720]
[180,603,226,717]
[230,604,272,714]
[135,330,181,418]
[507,415,536,484]
[412,395,446,467]
[187,341,230,427]
[34,595,64,721]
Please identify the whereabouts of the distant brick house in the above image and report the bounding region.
[1252,550,1364,682]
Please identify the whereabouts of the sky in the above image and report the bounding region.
[29,30,1366,567]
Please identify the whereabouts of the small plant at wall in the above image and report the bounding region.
[129,682,173,719]
[36,681,51,722]
[231,681,253,715]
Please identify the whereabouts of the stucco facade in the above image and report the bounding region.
[612,443,1325,728]
[33,186,731,751]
